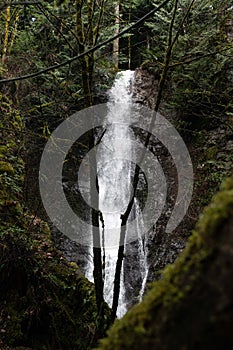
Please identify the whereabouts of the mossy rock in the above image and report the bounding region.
[97,175,233,350]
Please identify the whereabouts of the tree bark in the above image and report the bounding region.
[75,0,104,315]
[113,2,120,69]
[2,5,11,66]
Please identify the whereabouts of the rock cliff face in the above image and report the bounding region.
[97,175,233,350]
[133,68,156,108]
[131,68,185,289]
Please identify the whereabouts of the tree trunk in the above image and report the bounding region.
[113,2,120,69]
[75,0,104,315]
[2,5,11,66]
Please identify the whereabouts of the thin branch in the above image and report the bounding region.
[0,0,171,84]
[39,2,78,42]
[95,129,107,146]
[94,0,106,46]
[169,46,233,68]
[170,0,196,52]
[36,3,74,52]
[84,0,96,45]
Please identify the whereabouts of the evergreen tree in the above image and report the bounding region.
[143,0,233,132]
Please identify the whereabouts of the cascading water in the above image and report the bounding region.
[85,70,148,317]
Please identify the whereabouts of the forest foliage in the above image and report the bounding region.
[0,0,233,349]
[0,0,232,132]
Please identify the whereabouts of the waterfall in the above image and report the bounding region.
[85,70,148,318]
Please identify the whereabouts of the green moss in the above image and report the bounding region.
[206,146,218,159]
[97,174,233,350]
[0,161,14,174]
[0,145,8,155]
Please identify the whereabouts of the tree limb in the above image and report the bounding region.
[169,46,233,68]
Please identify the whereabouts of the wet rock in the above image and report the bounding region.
[133,68,157,108]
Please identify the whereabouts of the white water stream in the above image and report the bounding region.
[85,71,149,318]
